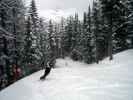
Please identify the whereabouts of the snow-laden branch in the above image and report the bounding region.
[0,0,23,11]
[0,27,15,39]
[127,13,133,19]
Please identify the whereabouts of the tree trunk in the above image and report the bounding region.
[95,39,99,64]
[108,14,113,60]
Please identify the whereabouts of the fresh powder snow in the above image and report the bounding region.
[0,49,133,100]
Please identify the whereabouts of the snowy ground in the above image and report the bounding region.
[0,49,133,100]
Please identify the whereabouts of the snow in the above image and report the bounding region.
[0,49,133,100]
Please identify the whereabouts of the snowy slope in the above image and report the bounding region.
[0,49,133,100]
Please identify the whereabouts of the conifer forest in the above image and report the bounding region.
[0,0,133,91]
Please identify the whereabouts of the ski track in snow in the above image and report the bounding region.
[0,49,133,100]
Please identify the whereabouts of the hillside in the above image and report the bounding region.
[0,49,133,100]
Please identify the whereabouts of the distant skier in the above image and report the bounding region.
[40,59,56,80]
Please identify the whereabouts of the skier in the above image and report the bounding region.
[40,59,55,80]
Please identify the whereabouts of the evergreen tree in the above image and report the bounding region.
[87,6,91,33]
[99,0,116,60]
[80,12,88,62]
[53,24,59,58]
[0,7,11,84]
[28,0,40,65]
[99,0,129,58]
[23,16,34,65]
[63,16,74,56]
[23,16,39,74]
[127,0,133,48]
[48,20,56,61]
[70,13,83,61]
[112,0,128,52]
[72,13,79,49]
[38,18,48,67]
[29,0,39,35]
[0,0,25,87]
[82,6,95,64]
[59,18,65,58]
[92,0,100,63]
[11,0,25,66]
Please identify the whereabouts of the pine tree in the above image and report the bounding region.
[0,7,11,84]
[87,6,91,33]
[82,6,95,64]
[92,0,100,63]
[99,0,115,60]
[29,0,39,34]
[80,12,88,62]
[59,17,65,58]
[48,20,56,61]
[23,16,38,74]
[127,0,133,48]
[29,0,39,48]
[28,0,41,65]
[62,16,74,56]
[112,0,128,52]
[53,24,59,58]
[70,13,82,61]
[0,0,25,86]
[72,13,79,49]
[24,16,33,64]
[99,0,129,59]
[75,20,83,61]
[37,18,48,68]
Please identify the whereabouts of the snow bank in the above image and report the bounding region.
[0,49,133,100]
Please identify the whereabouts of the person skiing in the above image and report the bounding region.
[40,59,55,80]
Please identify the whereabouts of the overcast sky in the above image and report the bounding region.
[26,0,93,21]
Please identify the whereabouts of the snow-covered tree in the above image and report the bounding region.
[37,18,48,67]
[81,6,95,64]
[0,0,25,87]
[92,0,101,63]
[29,0,39,35]
[47,20,56,61]
[127,0,133,48]
[28,0,40,63]
[112,0,128,52]
[99,0,117,60]
[62,16,74,56]
[23,16,34,65]
[59,18,66,58]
